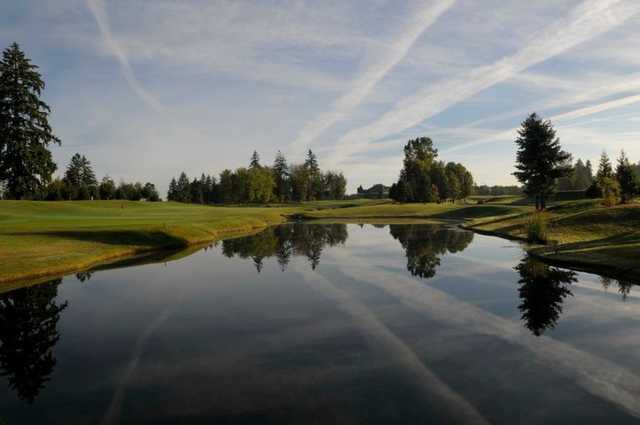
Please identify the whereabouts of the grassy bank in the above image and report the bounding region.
[467,199,640,280]
[0,199,524,284]
[1,198,638,285]
[0,201,298,283]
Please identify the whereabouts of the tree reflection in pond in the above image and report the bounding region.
[389,224,474,279]
[222,223,348,271]
[222,223,476,279]
[515,256,576,336]
[0,279,68,403]
[600,277,635,301]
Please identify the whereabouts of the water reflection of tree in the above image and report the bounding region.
[515,256,576,336]
[389,224,474,279]
[222,224,348,271]
[75,271,93,282]
[600,276,635,301]
[0,279,68,403]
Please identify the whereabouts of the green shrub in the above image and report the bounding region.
[526,213,548,243]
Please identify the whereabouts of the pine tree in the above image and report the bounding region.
[64,154,84,188]
[64,153,97,199]
[586,160,594,179]
[616,150,637,204]
[304,149,319,174]
[513,113,572,210]
[272,150,290,202]
[596,151,613,182]
[167,178,178,201]
[0,43,60,199]
[249,150,261,169]
[80,155,97,187]
[304,150,321,200]
[176,172,191,202]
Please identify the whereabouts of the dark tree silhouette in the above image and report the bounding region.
[75,271,93,282]
[513,113,572,210]
[390,224,474,279]
[515,256,576,336]
[0,43,60,199]
[0,279,68,403]
[221,223,348,271]
[616,150,637,204]
[617,280,634,301]
[389,137,473,203]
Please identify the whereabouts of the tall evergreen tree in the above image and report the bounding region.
[585,160,594,180]
[304,149,319,174]
[64,153,97,199]
[616,150,637,204]
[304,150,322,200]
[513,113,572,210]
[176,172,191,203]
[249,150,261,169]
[167,178,178,201]
[0,43,60,199]
[596,151,614,182]
[64,154,97,187]
[272,150,290,202]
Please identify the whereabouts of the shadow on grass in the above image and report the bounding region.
[546,232,640,256]
[13,230,189,248]
[533,232,640,282]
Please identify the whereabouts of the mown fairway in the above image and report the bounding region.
[1,198,638,284]
[0,201,295,283]
[0,199,449,282]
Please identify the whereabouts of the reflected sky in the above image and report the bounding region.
[0,223,638,424]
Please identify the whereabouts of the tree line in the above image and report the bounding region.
[41,153,159,201]
[167,150,347,204]
[513,113,639,210]
[389,137,474,203]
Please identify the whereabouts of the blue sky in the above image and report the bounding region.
[2,0,640,194]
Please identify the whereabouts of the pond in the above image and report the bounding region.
[0,223,639,424]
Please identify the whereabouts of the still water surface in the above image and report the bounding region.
[1,223,639,424]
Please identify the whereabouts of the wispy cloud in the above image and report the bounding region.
[327,0,640,168]
[442,91,640,155]
[85,0,164,112]
[553,93,640,122]
[288,0,456,158]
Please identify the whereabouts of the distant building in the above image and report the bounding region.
[356,184,390,199]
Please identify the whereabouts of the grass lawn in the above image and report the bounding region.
[0,199,525,284]
[0,200,296,283]
[1,197,638,284]
[468,199,640,280]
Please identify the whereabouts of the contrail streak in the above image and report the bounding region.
[289,0,456,158]
[327,0,639,167]
[86,0,164,112]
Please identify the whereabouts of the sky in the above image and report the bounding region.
[2,0,640,194]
